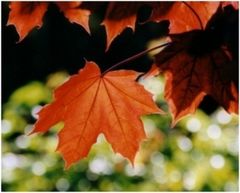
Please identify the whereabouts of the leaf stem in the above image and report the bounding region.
[101,42,171,76]
[182,1,204,30]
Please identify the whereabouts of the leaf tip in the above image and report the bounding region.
[27,125,40,136]
[170,119,177,128]
[170,112,187,128]
[26,129,35,136]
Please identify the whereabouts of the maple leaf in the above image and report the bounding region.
[102,2,143,50]
[102,2,219,50]
[7,2,48,42]
[7,2,91,42]
[102,2,174,50]
[56,2,91,33]
[31,62,162,168]
[150,2,219,34]
[154,5,239,125]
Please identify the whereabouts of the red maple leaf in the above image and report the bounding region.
[31,62,162,168]
[150,2,219,34]
[7,2,91,42]
[7,2,48,42]
[154,5,239,125]
[7,2,221,47]
[102,2,219,49]
[56,2,91,33]
[102,2,143,50]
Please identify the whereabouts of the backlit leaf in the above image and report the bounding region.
[155,30,238,125]
[56,2,91,33]
[150,2,219,33]
[7,2,91,42]
[31,62,162,168]
[7,2,48,42]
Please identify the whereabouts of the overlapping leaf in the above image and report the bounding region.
[7,2,91,41]
[31,62,162,167]
[154,6,239,125]
[149,2,219,33]
[8,2,221,48]
[102,2,219,49]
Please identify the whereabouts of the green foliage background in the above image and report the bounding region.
[2,72,238,191]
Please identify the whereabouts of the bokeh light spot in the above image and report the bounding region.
[2,153,20,170]
[31,161,46,176]
[56,178,70,191]
[15,135,30,149]
[2,120,12,134]
[31,105,42,119]
[89,156,113,175]
[207,124,221,139]
[210,154,225,169]
[186,118,201,132]
[177,136,192,152]
[216,109,232,124]
[183,171,196,190]
[124,163,146,177]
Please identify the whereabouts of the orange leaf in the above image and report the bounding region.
[150,2,220,33]
[7,2,48,42]
[31,62,162,168]
[102,2,142,50]
[155,30,238,125]
[102,2,172,50]
[7,2,91,42]
[102,2,220,49]
[56,2,91,33]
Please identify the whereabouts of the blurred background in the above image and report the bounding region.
[2,2,239,191]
